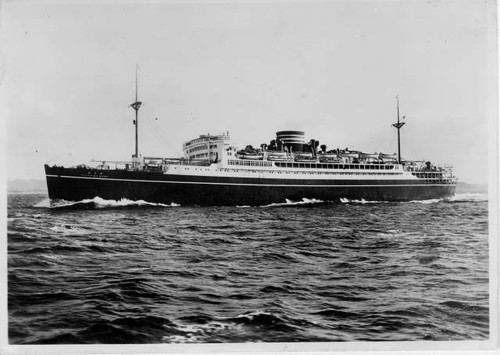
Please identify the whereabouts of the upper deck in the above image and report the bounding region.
[83,129,456,185]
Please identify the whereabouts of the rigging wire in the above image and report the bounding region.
[142,121,168,154]
[154,118,184,157]
[373,125,398,154]
[142,116,183,157]
[142,120,174,156]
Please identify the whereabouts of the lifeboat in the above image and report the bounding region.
[359,153,380,159]
[294,153,316,162]
[318,153,339,163]
[267,152,289,161]
[239,153,263,160]
[379,153,398,160]
[340,151,359,159]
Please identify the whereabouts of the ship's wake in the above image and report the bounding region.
[39,197,180,210]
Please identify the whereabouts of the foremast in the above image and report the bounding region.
[392,96,405,164]
[130,65,142,168]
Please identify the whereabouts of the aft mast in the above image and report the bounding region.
[130,65,142,167]
[392,95,405,164]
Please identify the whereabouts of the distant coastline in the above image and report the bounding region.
[455,181,488,194]
[8,179,48,194]
[6,179,486,195]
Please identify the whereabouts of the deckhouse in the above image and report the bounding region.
[182,133,231,161]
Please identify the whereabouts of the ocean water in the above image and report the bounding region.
[7,187,490,344]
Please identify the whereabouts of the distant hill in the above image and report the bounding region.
[8,179,47,193]
[456,181,488,194]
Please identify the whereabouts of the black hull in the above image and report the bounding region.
[45,165,456,206]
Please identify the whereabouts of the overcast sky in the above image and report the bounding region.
[1,0,496,184]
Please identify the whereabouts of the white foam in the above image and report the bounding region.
[262,197,324,207]
[340,198,384,204]
[340,193,487,205]
[33,198,51,208]
[406,193,488,204]
[50,196,180,208]
[162,321,239,343]
[234,310,274,320]
[50,199,83,208]
[409,198,443,204]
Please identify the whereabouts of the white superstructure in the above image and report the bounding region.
[183,133,231,161]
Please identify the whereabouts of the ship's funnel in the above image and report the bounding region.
[276,130,305,152]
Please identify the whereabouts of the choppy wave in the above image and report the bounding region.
[162,320,241,343]
[48,225,92,236]
[162,311,296,343]
[8,193,489,344]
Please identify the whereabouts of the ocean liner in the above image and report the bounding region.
[44,79,456,206]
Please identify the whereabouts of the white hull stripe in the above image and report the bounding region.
[46,174,454,188]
